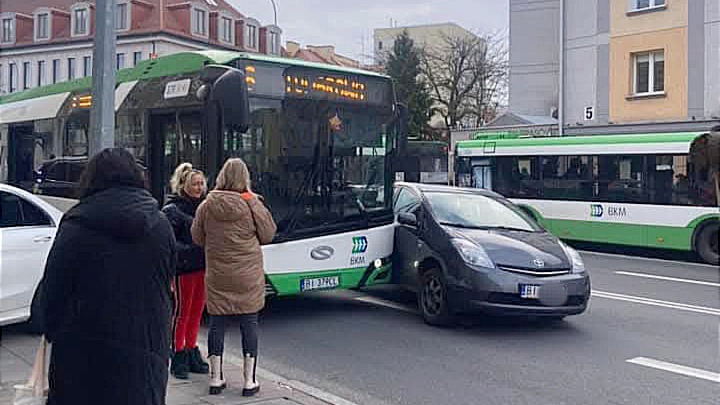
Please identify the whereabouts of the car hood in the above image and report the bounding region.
[444,226,571,270]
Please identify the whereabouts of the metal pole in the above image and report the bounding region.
[558,0,565,136]
[89,0,117,156]
[269,0,278,26]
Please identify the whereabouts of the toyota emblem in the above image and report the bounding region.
[533,259,545,268]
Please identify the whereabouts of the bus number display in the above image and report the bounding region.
[285,75,366,102]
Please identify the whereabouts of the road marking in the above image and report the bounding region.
[197,342,361,405]
[578,250,717,269]
[354,296,417,314]
[627,357,720,383]
[615,271,720,288]
[592,290,720,316]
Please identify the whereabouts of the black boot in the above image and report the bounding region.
[188,347,209,374]
[171,350,190,380]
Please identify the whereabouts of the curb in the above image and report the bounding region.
[196,343,360,405]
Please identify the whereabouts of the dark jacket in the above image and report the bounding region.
[162,194,205,275]
[41,187,176,405]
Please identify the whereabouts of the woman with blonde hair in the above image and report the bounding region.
[191,158,276,396]
[162,163,209,379]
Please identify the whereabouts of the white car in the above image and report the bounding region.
[0,183,64,326]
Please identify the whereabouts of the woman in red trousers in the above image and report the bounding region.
[163,163,209,379]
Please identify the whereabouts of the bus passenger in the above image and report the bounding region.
[191,158,277,397]
[162,163,209,379]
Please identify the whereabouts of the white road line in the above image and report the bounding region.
[615,271,720,288]
[592,290,720,316]
[578,250,717,269]
[627,357,720,383]
[354,296,417,314]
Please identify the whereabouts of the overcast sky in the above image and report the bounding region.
[228,0,509,64]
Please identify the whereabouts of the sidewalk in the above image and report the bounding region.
[0,328,338,405]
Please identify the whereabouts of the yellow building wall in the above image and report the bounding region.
[610,0,687,36]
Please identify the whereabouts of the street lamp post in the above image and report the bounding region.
[269,0,277,26]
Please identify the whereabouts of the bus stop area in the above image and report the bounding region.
[0,326,340,405]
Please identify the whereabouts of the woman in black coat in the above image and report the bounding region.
[162,163,209,379]
[41,148,176,405]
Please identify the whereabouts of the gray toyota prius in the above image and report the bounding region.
[392,182,590,326]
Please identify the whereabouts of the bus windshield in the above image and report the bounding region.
[223,97,393,240]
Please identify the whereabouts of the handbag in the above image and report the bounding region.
[13,336,49,405]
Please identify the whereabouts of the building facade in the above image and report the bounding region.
[373,22,476,65]
[0,0,282,95]
[508,0,718,130]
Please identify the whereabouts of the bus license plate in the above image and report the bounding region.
[300,276,340,292]
[520,285,541,299]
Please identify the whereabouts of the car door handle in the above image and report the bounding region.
[33,236,53,243]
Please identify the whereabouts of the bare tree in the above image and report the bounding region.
[419,31,508,129]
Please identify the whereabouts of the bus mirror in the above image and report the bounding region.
[200,65,250,133]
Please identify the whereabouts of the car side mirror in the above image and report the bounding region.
[397,212,417,227]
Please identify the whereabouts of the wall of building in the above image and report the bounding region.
[705,0,720,118]
[608,0,689,123]
[374,23,474,62]
[508,0,560,118]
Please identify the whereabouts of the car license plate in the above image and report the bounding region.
[519,285,541,299]
[300,276,340,292]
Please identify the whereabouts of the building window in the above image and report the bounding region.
[220,16,233,43]
[9,63,17,93]
[23,62,31,90]
[378,41,383,50]
[633,50,664,95]
[52,59,60,83]
[133,51,143,66]
[192,8,208,36]
[116,53,125,70]
[83,56,92,76]
[37,61,46,86]
[68,58,76,80]
[1,17,14,43]
[72,6,89,36]
[116,2,129,31]
[246,24,257,48]
[36,13,50,40]
[269,31,279,55]
[631,0,666,12]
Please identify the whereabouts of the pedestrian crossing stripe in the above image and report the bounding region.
[352,236,368,254]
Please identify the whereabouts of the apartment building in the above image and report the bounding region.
[507,0,718,131]
[0,0,283,95]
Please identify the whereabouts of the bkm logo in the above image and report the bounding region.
[590,204,604,218]
[352,236,368,254]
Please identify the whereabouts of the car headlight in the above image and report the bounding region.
[560,242,585,273]
[451,238,495,269]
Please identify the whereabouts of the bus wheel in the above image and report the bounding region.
[696,222,719,265]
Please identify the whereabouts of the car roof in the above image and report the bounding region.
[394,182,504,199]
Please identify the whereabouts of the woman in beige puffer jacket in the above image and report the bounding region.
[191,158,276,397]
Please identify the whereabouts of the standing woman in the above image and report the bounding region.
[191,158,276,397]
[163,163,209,379]
[41,148,176,405]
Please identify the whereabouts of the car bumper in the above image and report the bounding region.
[446,265,591,317]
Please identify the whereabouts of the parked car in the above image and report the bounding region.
[392,182,590,326]
[0,183,63,326]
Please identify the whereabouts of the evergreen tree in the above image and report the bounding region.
[385,31,433,138]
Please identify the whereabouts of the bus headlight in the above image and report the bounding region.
[560,242,586,273]
[451,238,495,269]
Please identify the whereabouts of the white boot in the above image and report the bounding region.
[242,354,260,397]
[208,355,226,395]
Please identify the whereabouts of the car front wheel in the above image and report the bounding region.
[419,268,454,326]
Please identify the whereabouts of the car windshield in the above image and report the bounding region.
[425,192,541,232]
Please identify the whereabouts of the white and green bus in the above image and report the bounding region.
[454,131,719,264]
[0,50,403,295]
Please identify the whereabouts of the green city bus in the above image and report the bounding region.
[0,50,403,295]
[454,131,719,264]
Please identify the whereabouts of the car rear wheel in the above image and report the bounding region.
[696,222,719,265]
[419,268,454,326]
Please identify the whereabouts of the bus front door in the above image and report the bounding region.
[472,159,493,190]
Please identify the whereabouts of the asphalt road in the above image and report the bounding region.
[216,252,720,405]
